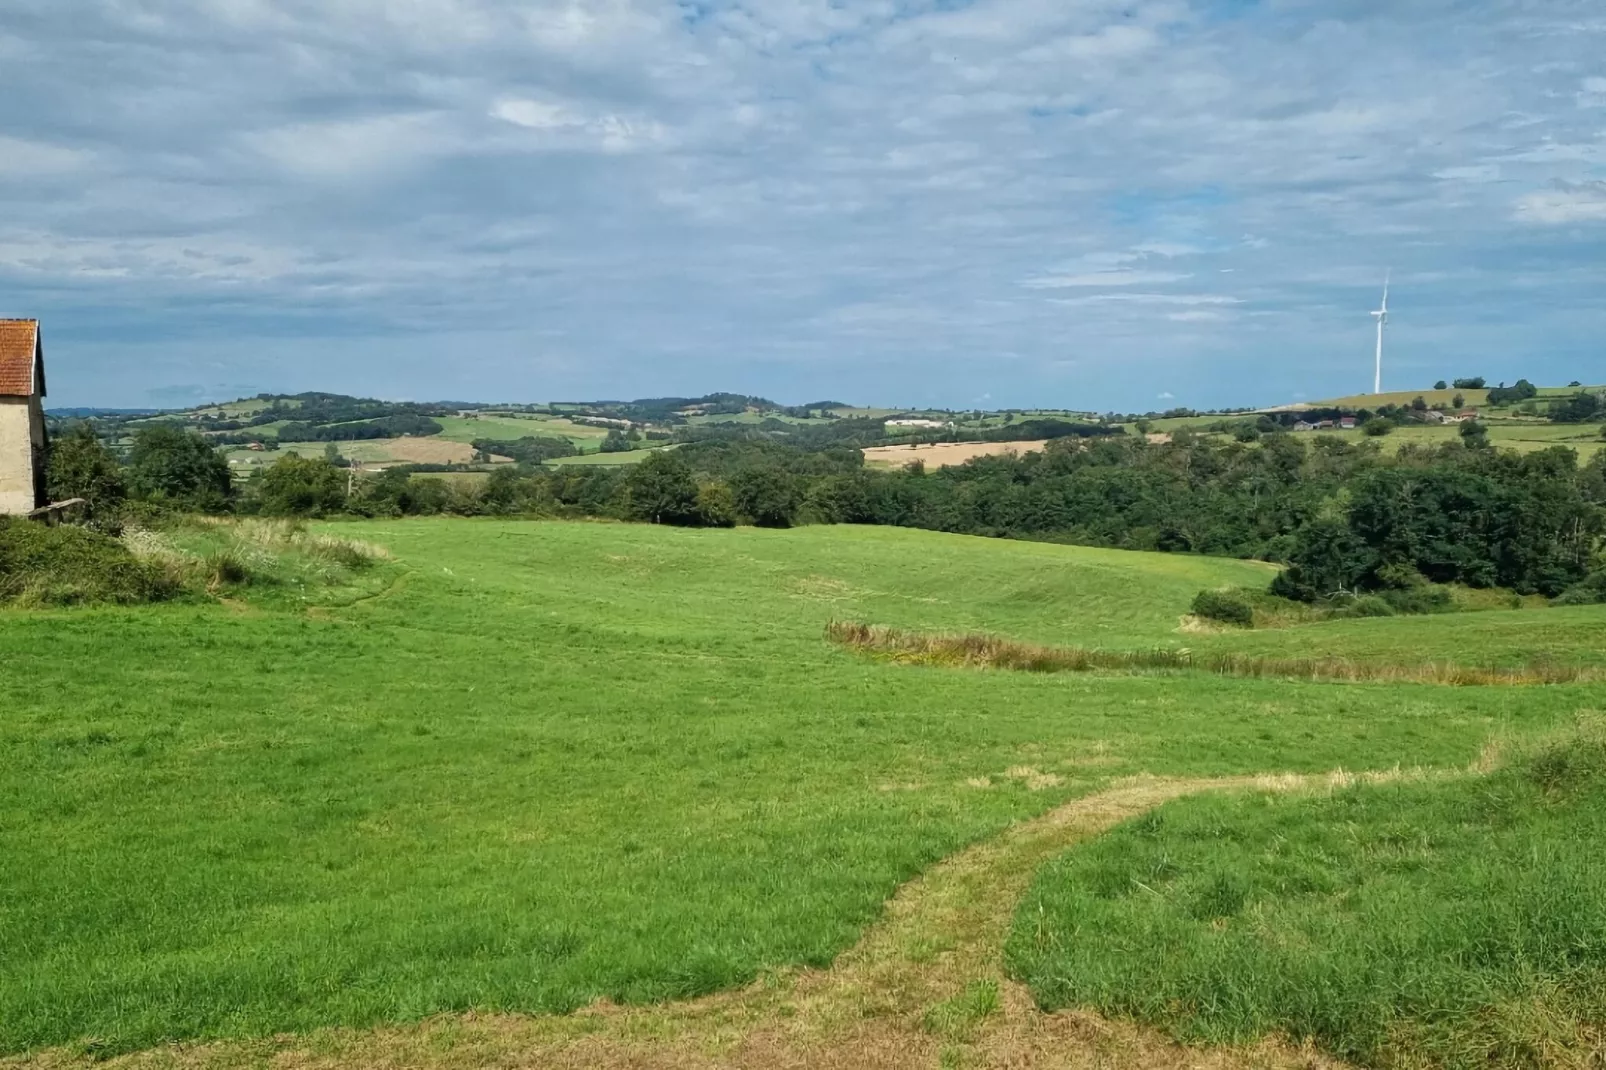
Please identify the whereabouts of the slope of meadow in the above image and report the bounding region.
[1008,723,1606,1068]
[0,520,1595,1057]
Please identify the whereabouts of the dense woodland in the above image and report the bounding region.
[36,416,1606,609]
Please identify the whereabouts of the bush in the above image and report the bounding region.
[46,423,126,521]
[1190,588,1254,627]
[201,548,252,589]
[1553,571,1606,606]
[1361,417,1392,437]
[1340,594,1396,618]
[1379,584,1455,614]
[0,517,178,606]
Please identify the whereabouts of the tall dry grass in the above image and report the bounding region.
[826,620,1602,687]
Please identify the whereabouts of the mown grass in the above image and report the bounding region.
[827,620,1604,686]
[1006,720,1606,1069]
[0,520,1598,1057]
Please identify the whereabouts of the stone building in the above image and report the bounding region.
[0,319,48,515]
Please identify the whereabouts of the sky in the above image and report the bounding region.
[2,0,1605,411]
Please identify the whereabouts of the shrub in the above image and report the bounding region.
[45,423,126,521]
[0,517,178,606]
[1190,588,1254,627]
[1340,594,1396,618]
[1361,417,1393,437]
[1553,571,1606,606]
[201,548,252,589]
[1380,584,1455,615]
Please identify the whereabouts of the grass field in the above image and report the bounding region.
[2,521,1601,1063]
[432,413,610,448]
[1008,723,1606,1067]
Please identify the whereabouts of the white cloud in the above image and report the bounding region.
[248,113,447,178]
[4,0,1606,408]
[1050,293,1240,306]
[1514,182,1606,224]
[492,98,665,151]
[0,136,90,176]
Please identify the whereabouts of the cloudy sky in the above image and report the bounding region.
[3,0,1604,410]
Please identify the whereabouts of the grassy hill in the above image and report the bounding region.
[2,520,1598,1060]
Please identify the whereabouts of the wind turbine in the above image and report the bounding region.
[1371,271,1390,394]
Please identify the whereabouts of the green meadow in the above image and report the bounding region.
[1,520,1600,1060]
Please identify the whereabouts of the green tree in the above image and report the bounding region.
[1433,380,1448,390]
[695,481,738,527]
[126,426,233,511]
[45,423,126,519]
[1459,419,1490,449]
[1362,417,1393,437]
[730,467,801,527]
[1549,392,1602,424]
[253,455,347,516]
[600,429,634,453]
[1452,393,1465,409]
[622,451,699,524]
[1270,517,1378,600]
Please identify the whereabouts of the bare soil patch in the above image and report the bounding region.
[861,440,1051,469]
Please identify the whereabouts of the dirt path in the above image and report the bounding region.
[17,776,1348,1070]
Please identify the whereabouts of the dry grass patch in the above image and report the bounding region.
[827,620,1605,687]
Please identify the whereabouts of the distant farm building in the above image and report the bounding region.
[0,319,47,515]
[885,418,951,430]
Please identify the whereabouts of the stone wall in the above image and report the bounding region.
[0,396,42,514]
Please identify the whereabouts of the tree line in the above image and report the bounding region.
[44,421,1606,606]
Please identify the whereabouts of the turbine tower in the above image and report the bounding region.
[1371,271,1390,394]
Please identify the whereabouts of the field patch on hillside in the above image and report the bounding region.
[862,440,1050,468]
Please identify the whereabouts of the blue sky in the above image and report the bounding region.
[2,0,1604,410]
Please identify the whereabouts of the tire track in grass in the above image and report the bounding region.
[14,776,1374,1070]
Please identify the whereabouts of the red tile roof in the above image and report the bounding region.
[0,319,41,397]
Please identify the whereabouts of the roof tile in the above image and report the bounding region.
[0,319,40,397]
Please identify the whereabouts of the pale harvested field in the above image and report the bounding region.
[339,437,512,466]
[862,440,1050,469]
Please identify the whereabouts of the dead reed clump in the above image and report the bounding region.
[824,620,1602,687]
